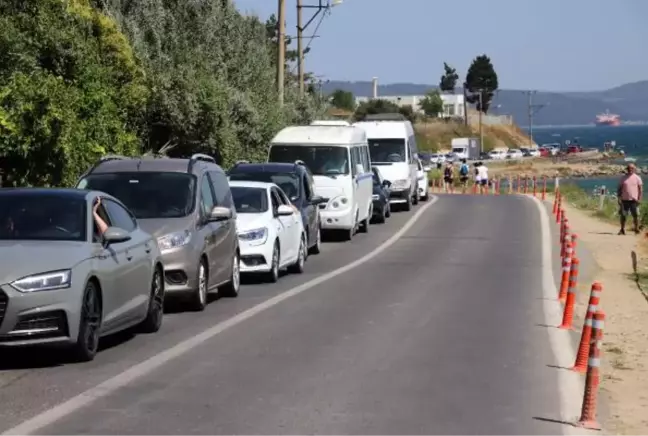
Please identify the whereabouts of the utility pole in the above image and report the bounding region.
[297,0,304,96]
[523,90,548,144]
[277,0,286,105]
[477,89,484,155]
[462,82,469,126]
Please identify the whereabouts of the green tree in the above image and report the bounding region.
[464,54,499,113]
[353,99,417,124]
[329,89,355,111]
[439,62,459,93]
[419,90,444,118]
[0,0,146,187]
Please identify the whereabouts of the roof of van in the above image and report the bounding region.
[352,121,412,139]
[271,125,366,145]
[310,120,351,126]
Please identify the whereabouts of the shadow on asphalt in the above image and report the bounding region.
[532,416,582,430]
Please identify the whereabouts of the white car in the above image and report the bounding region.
[429,153,446,165]
[488,149,507,160]
[416,159,430,201]
[229,180,307,283]
[507,148,524,159]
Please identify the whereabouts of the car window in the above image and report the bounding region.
[200,175,216,216]
[103,199,136,233]
[270,188,280,211]
[302,174,312,200]
[276,188,291,205]
[209,171,233,208]
[92,202,112,243]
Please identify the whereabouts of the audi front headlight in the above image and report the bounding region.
[11,269,71,293]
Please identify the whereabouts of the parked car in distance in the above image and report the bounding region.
[76,154,240,312]
[506,149,524,159]
[429,153,446,165]
[371,167,391,223]
[416,159,429,201]
[488,149,507,160]
[0,188,165,361]
[230,181,307,282]
[227,161,325,255]
[567,145,583,153]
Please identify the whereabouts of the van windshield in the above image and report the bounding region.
[368,139,406,163]
[451,147,466,154]
[268,145,349,176]
[78,172,195,219]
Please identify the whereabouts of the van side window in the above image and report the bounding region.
[209,171,233,208]
[200,175,216,216]
[363,146,372,171]
[351,147,361,176]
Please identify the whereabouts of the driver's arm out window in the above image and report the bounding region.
[93,204,111,243]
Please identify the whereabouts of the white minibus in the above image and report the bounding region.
[353,120,418,211]
[268,125,373,241]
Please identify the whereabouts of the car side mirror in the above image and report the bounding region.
[276,205,294,216]
[311,195,326,205]
[208,206,232,222]
[382,180,392,188]
[103,227,131,245]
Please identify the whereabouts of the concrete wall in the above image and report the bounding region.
[467,113,514,126]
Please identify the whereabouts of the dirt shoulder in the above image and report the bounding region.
[488,156,626,180]
[553,196,648,434]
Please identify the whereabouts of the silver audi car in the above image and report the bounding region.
[0,188,165,362]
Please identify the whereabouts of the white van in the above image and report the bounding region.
[268,125,373,241]
[353,120,418,210]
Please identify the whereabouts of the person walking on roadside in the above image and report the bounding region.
[443,161,455,194]
[477,161,489,194]
[458,159,470,194]
[617,163,643,235]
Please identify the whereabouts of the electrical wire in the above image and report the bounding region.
[288,7,329,74]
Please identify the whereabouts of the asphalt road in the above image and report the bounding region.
[1,194,573,435]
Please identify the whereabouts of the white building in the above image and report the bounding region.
[354,94,465,118]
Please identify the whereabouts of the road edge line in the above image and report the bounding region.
[529,195,586,434]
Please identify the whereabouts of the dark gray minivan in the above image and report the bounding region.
[77,154,240,311]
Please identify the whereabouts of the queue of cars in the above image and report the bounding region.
[0,118,431,362]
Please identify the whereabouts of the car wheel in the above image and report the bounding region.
[70,281,102,362]
[189,259,208,312]
[219,252,240,298]
[288,235,306,274]
[403,195,412,211]
[309,226,321,255]
[412,190,419,205]
[421,191,429,201]
[375,207,386,223]
[359,217,369,233]
[266,242,280,283]
[385,203,391,218]
[139,267,165,334]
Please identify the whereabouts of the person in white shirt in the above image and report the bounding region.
[476,162,489,194]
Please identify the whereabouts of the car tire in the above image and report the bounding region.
[70,281,102,362]
[219,252,240,298]
[412,190,419,205]
[288,235,306,274]
[421,191,429,201]
[266,242,280,283]
[139,266,165,334]
[375,208,386,223]
[359,217,369,233]
[385,203,391,218]
[403,195,412,211]
[309,226,321,255]
[189,259,208,312]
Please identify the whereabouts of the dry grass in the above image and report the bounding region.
[414,120,531,151]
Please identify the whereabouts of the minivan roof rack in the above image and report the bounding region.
[187,153,216,172]
[83,154,129,177]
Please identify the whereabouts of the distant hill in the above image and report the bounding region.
[320,80,648,126]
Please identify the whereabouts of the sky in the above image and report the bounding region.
[233,0,648,92]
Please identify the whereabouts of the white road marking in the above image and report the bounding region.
[529,196,590,435]
[3,196,439,435]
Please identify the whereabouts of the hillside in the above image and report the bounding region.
[322,80,648,127]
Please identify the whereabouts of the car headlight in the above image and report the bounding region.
[328,196,350,209]
[391,179,410,189]
[158,230,192,250]
[372,194,380,200]
[238,227,268,244]
[11,269,71,293]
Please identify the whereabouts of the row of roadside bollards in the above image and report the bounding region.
[429,175,549,199]
[552,189,604,430]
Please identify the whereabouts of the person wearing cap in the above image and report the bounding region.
[617,163,642,235]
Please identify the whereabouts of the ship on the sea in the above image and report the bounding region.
[595,110,621,126]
